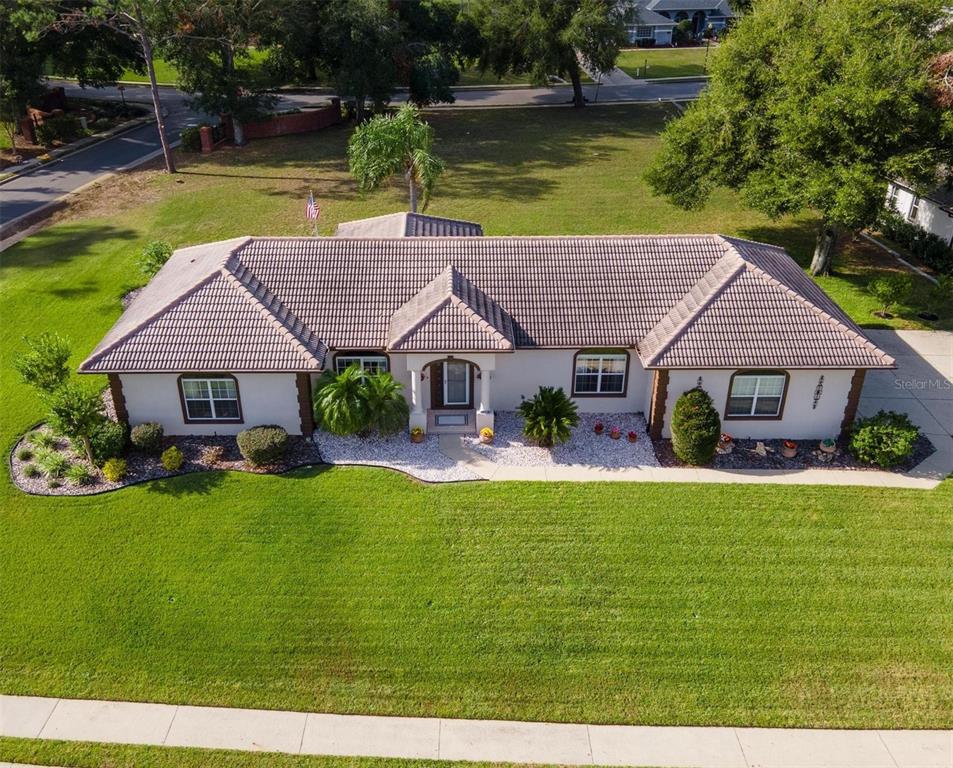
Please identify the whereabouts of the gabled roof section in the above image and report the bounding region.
[387,265,515,351]
[638,236,895,369]
[79,238,326,373]
[334,212,483,238]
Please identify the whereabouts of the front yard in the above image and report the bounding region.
[2,103,951,731]
[616,47,713,79]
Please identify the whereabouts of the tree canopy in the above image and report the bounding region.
[645,0,953,275]
[466,0,630,108]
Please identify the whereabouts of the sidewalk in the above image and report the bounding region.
[2,695,951,767]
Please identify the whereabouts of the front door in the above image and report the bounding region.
[444,361,470,406]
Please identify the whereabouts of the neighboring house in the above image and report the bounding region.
[625,0,733,44]
[79,221,894,442]
[886,180,953,246]
[334,212,483,238]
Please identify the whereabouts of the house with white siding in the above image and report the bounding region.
[886,180,953,246]
[79,214,894,443]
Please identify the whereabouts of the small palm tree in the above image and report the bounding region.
[313,366,369,436]
[518,386,580,448]
[361,372,410,436]
[347,104,445,212]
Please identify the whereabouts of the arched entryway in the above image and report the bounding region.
[427,357,478,410]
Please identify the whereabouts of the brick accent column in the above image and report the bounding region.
[648,369,669,440]
[296,373,315,437]
[839,369,866,440]
[108,374,129,423]
[199,125,214,153]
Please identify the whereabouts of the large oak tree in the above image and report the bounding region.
[645,0,953,275]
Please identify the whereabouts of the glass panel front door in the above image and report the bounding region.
[443,361,470,406]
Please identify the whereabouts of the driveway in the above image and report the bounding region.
[860,330,953,479]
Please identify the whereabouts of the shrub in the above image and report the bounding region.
[314,366,369,435]
[161,445,185,471]
[878,208,953,275]
[47,382,106,465]
[928,275,953,315]
[868,274,913,316]
[65,463,94,486]
[35,115,83,146]
[850,410,920,468]
[180,124,204,152]
[16,447,33,461]
[89,420,127,465]
[361,372,409,436]
[27,430,57,448]
[137,240,174,278]
[102,457,127,482]
[22,463,40,478]
[237,425,289,466]
[15,332,72,393]
[517,386,579,447]
[200,444,225,466]
[35,448,71,478]
[671,387,721,465]
[130,422,164,454]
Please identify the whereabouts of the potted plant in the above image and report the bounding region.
[819,438,836,454]
[410,426,425,443]
[594,420,604,435]
[480,427,494,444]
[609,425,621,440]
[627,430,638,443]
[782,439,797,458]
[716,432,734,454]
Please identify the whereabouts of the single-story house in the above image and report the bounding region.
[626,0,733,44]
[625,6,676,46]
[334,211,483,238]
[79,217,894,442]
[886,180,953,246]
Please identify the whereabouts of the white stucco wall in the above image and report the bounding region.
[888,183,953,245]
[119,373,303,436]
[661,369,855,440]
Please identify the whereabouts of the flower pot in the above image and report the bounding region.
[609,431,621,440]
[782,443,797,458]
[410,432,425,444]
[594,424,604,435]
[819,439,836,454]
[480,435,493,444]
[627,433,638,443]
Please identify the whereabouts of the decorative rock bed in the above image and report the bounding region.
[463,412,660,468]
[312,430,481,482]
[10,425,322,496]
[652,434,935,472]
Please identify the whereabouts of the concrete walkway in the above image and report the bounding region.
[3,695,951,767]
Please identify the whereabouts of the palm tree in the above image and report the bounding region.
[347,104,445,212]
[517,386,580,448]
[361,372,410,436]
[313,366,369,436]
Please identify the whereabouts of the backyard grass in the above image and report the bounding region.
[0,738,519,768]
[2,103,951,731]
[616,46,713,79]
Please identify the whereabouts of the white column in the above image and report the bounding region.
[478,371,491,413]
[410,368,423,414]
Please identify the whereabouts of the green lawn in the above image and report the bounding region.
[616,47,713,79]
[2,104,951,731]
[0,738,519,768]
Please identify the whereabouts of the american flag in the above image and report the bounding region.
[306,191,319,221]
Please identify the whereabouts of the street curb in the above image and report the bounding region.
[0,115,155,187]
[428,96,700,111]
[0,140,178,248]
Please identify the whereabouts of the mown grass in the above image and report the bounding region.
[2,103,951,730]
[616,47,713,79]
[0,738,522,768]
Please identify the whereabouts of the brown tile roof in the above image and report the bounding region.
[80,234,894,373]
[388,265,515,351]
[334,212,483,238]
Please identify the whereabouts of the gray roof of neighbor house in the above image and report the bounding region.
[334,212,484,238]
[79,233,894,374]
[644,0,734,14]
[631,7,677,26]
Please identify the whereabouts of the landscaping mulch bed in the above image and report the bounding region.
[652,434,935,473]
[10,425,323,497]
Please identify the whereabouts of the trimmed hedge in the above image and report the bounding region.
[89,420,127,466]
[102,458,127,482]
[130,422,164,454]
[671,387,721,465]
[161,445,184,471]
[878,208,953,275]
[849,410,920,468]
[236,425,288,467]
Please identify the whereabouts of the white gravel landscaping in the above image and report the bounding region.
[463,411,660,468]
[312,431,481,482]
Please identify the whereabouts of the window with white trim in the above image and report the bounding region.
[334,354,388,375]
[908,195,920,222]
[886,184,899,210]
[573,352,627,395]
[180,377,241,421]
[726,372,786,417]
